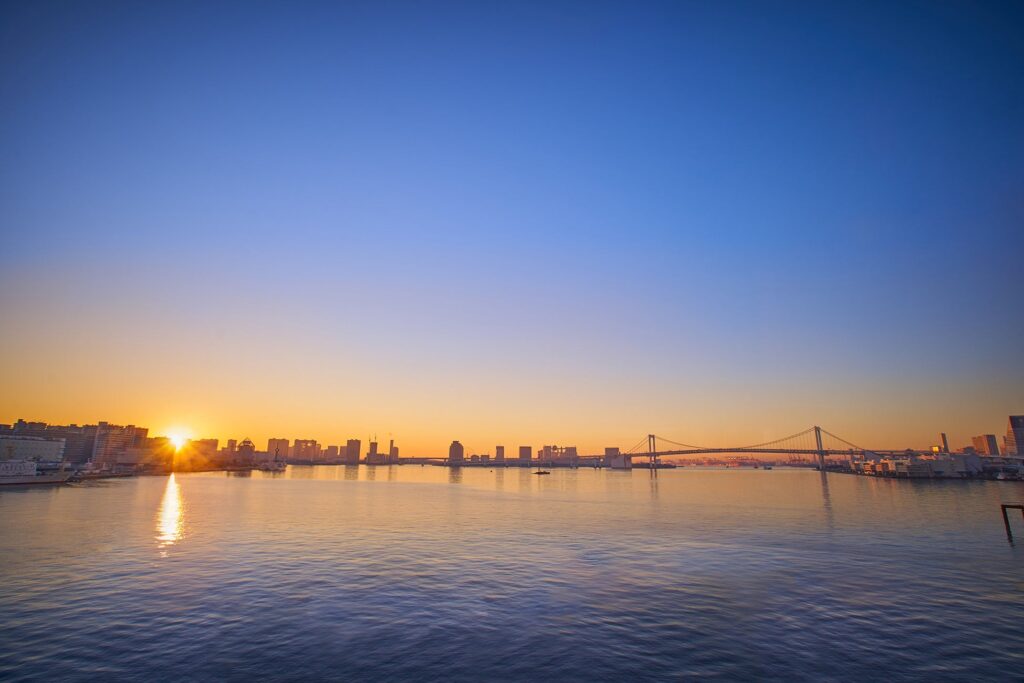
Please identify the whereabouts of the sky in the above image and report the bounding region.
[1,1,1022,456]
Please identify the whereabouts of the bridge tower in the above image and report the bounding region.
[814,425,826,472]
[648,434,658,470]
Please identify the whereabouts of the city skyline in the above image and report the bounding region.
[4,411,1023,459]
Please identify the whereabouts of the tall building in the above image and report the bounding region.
[388,440,399,464]
[1007,416,1024,456]
[345,439,361,464]
[449,440,465,463]
[519,446,532,464]
[267,438,290,460]
[367,441,381,464]
[92,423,149,466]
[938,433,950,453]
[323,445,339,460]
[495,445,505,463]
[972,434,1000,456]
[226,439,238,453]
[292,439,320,461]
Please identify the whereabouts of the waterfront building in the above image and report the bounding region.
[92,423,149,466]
[236,439,256,466]
[449,441,465,464]
[1006,416,1024,456]
[972,434,1000,456]
[3,420,100,463]
[605,447,631,470]
[495,445,505,463]
[226,439,238,453]
[292,439,321,462]
[388,440,399,463]
[323,445,339,460]
[518,446,532,464]
[0,435,66,462]
[267,438,290,460]
[367,441,383,464]
[345,439,361,464]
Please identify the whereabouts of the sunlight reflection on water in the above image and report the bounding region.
[156,473,183,550]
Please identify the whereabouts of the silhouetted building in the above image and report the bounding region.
[226,439,238,453]
[972,434,1000,456]
[1006,416,1024,456]
[345,439,361,464]
[236,438,256,466]
[605,447,631,470]
[519,446,531,464]
[292,439,320,461]
[367,441,383,464]
[449,441,465,463]
[267,438,290,460]
[495,445,505,463]
[938,433,950,453]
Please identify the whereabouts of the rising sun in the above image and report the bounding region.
[168,433,187,450]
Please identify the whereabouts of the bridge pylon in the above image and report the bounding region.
[814,425,826,472]
[648,434,657,470]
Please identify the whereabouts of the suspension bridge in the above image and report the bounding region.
[619,426,923,470]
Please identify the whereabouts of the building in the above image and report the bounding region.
[938,433,950,453]
[388,440,399,463]
[92,423,149,466]
[323,445,340,460]
[235,439,256,466]
[449,440,465,464]
[3,420,101,464]
[345,439,361,464]
[0,435,66,462]
[972,434,1001,456]
[267,438,290,460]
[366,441,382,464]
[605,447,631,469]
[292,440,320,462]
[495,445,505,464]
[226,439,238,453]
[1006,416,1024,456]
[518,446,532,465]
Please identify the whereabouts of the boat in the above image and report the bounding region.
[0,460,72,486]
[257,459,287,472]
[533,470,551,475]
[763,465,773,470]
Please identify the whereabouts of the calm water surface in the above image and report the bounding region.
[1,467,1022,681]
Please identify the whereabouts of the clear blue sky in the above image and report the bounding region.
[1,1,1021,453]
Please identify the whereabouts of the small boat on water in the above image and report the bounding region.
[533,470,551,475]
[0,460,72,486]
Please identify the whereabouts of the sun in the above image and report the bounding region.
[168,433,188,450]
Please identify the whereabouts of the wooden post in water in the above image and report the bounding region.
[1001,503,1024,541]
